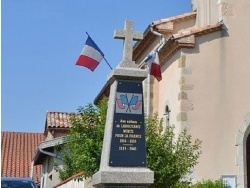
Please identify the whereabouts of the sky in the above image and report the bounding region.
[1,0,192,133]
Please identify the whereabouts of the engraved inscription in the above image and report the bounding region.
[116,119,142,151]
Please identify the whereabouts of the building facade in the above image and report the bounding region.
[131,0,250,187]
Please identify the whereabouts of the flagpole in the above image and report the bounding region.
[103,57,113,70]
[85,32,113,70]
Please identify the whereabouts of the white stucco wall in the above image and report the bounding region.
[157,52,182,134]
[150,0,250,185]
[185,0,250,181]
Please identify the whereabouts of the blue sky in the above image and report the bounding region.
[2,0,191,133]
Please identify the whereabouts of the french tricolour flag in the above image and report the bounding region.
[145,50,162,81]
[76,36,104,71]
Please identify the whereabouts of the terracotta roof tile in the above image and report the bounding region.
[152,12,197,25]
[173,22,223,39]
[133,12,197,62]
[1,132,44,183]
[46,112,77,129]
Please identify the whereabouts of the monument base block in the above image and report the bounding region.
[92,169,154,188]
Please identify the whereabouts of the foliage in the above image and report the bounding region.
[55,98,107,180]
[146,114,202,188]
[174,181,192,188]
[57,100,202,188]
[192,179,227,188]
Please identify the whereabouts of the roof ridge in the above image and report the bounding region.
[1,131,43,134]
[152,11,196,25]
[46,111,78,114]
[173,22,223,39]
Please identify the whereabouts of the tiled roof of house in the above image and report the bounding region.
[133,11,197,61]
[1,131,44,183]
[44,111,79,136]
[45,112,77,129]
[134,11,223,65]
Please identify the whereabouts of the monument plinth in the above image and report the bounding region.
[92,20,154,188]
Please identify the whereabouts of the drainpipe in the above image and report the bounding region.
[150,23,170,51]
[150,23,162,37]
[39,148,62,160]
[146,24,170,117]
[145,24,161,117]
[39,147,62,187]
[44,159,48,188]
[146,72,151,117]
[30,161,34,179]
[145,24,163,117]
[40,173,45,188]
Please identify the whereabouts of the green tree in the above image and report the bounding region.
[56,98,107,180]
[57,100,202,188]
[146,114,201,188]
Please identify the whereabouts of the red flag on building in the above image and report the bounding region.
[145,50,162,81]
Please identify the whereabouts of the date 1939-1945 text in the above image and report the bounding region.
[119,146,137,151]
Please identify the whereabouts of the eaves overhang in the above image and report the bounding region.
[133,12,197,62]
[133,25,157,62]
[159,22,224,64]
[33,136,68,165]
[94,81,110,105]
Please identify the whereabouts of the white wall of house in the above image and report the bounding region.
[41,157,63,188]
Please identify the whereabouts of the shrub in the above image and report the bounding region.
[192,179,227,188]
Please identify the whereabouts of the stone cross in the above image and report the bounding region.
[114,20,143,64]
